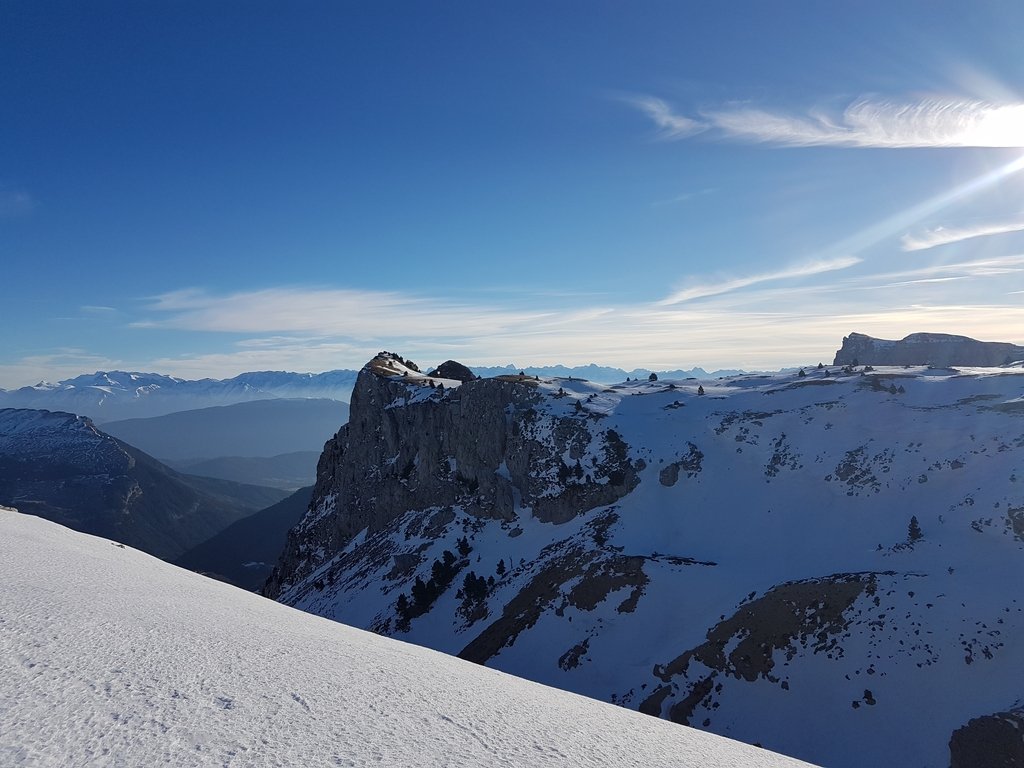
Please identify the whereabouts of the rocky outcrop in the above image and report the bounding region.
[834,332,1024,367]
[950,708,1024,768]
[640,573,877,725]
[427,360,477,382]
[264,353,642,598]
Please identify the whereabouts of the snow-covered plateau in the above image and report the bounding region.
[0,510,813,768]
[267,353,1024,768]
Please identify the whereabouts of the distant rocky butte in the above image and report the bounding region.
[265,349,1024,768]
[834,332,1024,367]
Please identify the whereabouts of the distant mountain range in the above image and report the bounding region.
[0,369,360,422]
[10,339,1019,429]
[101,398,349,460]
[470,363,746,382]
[0,408,287,560]
[0,364,752,423]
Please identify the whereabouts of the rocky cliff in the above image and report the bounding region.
[834,332,1024,367]
[266,352,1024,768]
[264,353,641,597]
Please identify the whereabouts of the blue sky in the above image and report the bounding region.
[2,1,1024,387]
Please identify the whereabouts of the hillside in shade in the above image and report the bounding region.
[176,485,314,590]
[0,408,286,560]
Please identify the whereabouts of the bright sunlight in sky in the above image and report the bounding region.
[2,1,1023,386]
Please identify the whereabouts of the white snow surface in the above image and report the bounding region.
[0,511,814,768]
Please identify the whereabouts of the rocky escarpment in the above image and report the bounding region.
[834,332,1024,367]
[264,353,642,598]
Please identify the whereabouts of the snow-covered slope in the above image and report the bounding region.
[0,510,813,768]
[268,353,1024,768]
[0,370,359,422]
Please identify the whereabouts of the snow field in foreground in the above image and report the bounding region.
[0,511,816,767]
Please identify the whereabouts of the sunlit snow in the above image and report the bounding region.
[0,510,815,767]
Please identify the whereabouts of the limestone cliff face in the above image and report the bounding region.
[834,332,1024,367]
[264,353,641,598]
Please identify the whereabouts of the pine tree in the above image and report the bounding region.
[908,515,923,543]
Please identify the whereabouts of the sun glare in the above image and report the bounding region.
[974,104,1024,147]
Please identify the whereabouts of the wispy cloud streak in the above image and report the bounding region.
[657,256,861,305]
[6,270,1024,387]
[138,287,551,337]
[902,216,1024,251]
[623,95,707,140]
[627,94,1024,148]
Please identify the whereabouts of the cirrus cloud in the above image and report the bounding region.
[902,216,1024,251]
[627,94,1024,148]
